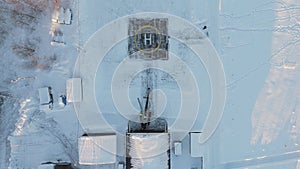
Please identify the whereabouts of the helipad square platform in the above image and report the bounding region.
[128,18,169,60]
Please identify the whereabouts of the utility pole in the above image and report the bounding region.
[137,87,152,130]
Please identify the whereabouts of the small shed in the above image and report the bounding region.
[174,141,182,155]
[190,132,203,157]
[78,133,117,165]
[38,163,54,169]
[57,7,65,24]
[55,7,72,25]
[66,78,82,103]
[64,8,72,25]
[118,162,124,169]
[51,29,65,46]
[39,87,51,105]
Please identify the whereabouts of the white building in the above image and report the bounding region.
[39,87,51,105]
[66,78,82,103]
[127,133,170,169]
[38,163,54,169]
[38,87,53,110]
[64,8,72,25]
[174,141,182,155]
[53,7,72,25]
[189,132,203,157]
[78,134,117,165]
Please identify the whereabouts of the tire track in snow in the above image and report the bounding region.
[217,150,300,169]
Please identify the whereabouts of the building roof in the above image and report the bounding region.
[174,142,182,155]
[38,164,54,169]
[64,8,72,25]
[57,7,72,25]
[127,133,170,169]
[38,87,50,105]
[78,134,116,165]
[190,132,203,157]
[66,78,82,102]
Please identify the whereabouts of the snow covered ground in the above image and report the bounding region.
[0,0,81,168]
[0,0,299,169]
[217,0,300,167]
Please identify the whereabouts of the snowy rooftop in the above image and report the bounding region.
[78,134,117,165]
[38,87,50,105]
[38,164,55,169]
[127,133,170,169]
[66,78,82,103]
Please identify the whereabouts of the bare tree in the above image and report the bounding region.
[12,43,36,59]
